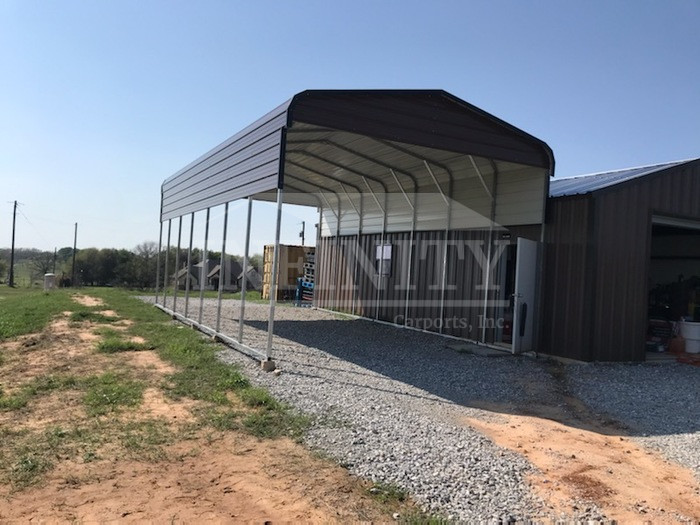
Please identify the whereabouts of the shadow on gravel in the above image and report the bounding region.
[245,317,699,438]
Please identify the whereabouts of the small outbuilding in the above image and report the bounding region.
[541,158,700,362]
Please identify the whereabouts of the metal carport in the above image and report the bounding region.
[156,90,554,368]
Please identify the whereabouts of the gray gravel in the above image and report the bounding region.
[145,296,698,521]
[567,362,700,480]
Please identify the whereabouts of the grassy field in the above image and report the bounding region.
[3,261,39,288]
[0,287,76,339]
[0,286,439,522]
[0,286,308,487]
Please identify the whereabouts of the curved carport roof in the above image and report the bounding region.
[157,90,554,364]
[161,90,554,227]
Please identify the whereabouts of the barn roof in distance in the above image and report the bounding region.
[549,158,699,197]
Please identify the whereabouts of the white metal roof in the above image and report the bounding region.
[549,159,698,197]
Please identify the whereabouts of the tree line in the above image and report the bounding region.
[0,244,263,289]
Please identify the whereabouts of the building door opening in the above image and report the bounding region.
[493,237,539,352]
[647,216,700,358]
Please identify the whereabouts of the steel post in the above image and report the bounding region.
[198,208,210,325]
[216,203,229,332]
[184,212,194,317]
[265,189,284,359]
[173,216,182,313]
[238,197,253,343]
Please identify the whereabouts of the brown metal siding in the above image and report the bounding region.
[588,161,700,361]
[541,196,592,360]
[545,160,700,362]
[442,230,492,340]
[318,228,505,339]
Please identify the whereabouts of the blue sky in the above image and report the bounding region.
[1,1,699,253]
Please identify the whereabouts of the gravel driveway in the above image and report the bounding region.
[146,296,699,521]
[567,362,700,479]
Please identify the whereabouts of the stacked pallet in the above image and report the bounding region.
[261,244,307,301]
[298,248,315,306]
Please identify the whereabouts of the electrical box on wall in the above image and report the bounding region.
[376,243,392,276]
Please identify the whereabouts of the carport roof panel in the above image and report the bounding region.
[161,90,554,221]
[549,159,698,197]
[287,90,554,170]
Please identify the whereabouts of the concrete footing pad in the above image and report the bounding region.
[261,359,276,372]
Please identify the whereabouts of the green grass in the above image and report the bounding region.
[84,288,309,439]
[238,386,280,409]
[368,481,408,504]
[0,287,75,339]
[366,483,451,524]
[82,373,145,416]
[0,424,105,489]
[0,371,145,416]
[0,287,311,492]
[0,374,80,411]
[198,407,241,431]
[119,419,173,461]
[8,451,53,488]
[242,410,310,439]
[0,419,176,489]
[69,311,118,324]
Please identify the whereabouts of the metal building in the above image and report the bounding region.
[541,158,700,361]
[155,90,554,366]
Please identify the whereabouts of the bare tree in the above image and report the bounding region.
[30,251,54,279]
[134,241,158,259]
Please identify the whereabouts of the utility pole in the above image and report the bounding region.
[299,221,305,246]
[71,223,77,287]
[9,200,17,287]
[53,247,57,273]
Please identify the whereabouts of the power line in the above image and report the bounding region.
[15,205,52,246]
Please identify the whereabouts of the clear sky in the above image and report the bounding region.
[1,1,699,254]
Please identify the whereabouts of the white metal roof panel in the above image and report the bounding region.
[549,159,696,197]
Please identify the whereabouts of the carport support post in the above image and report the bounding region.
[478,161,498,345]
[184,212,194,318]
[315,205,322,309]
[215,202,229,332]
[405,186,417,326]
[154,221,163,304]
[172,216,182,313]
[390,169,417,326]
[424,161,452,333]
[238,197,253,343]
[439,181,453,334]
[352,195,364,316]
[163,219,172,305]
[333,199,342,310]
[264,188,284,368]
[375,191,388,320]
[198,208,210,325]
